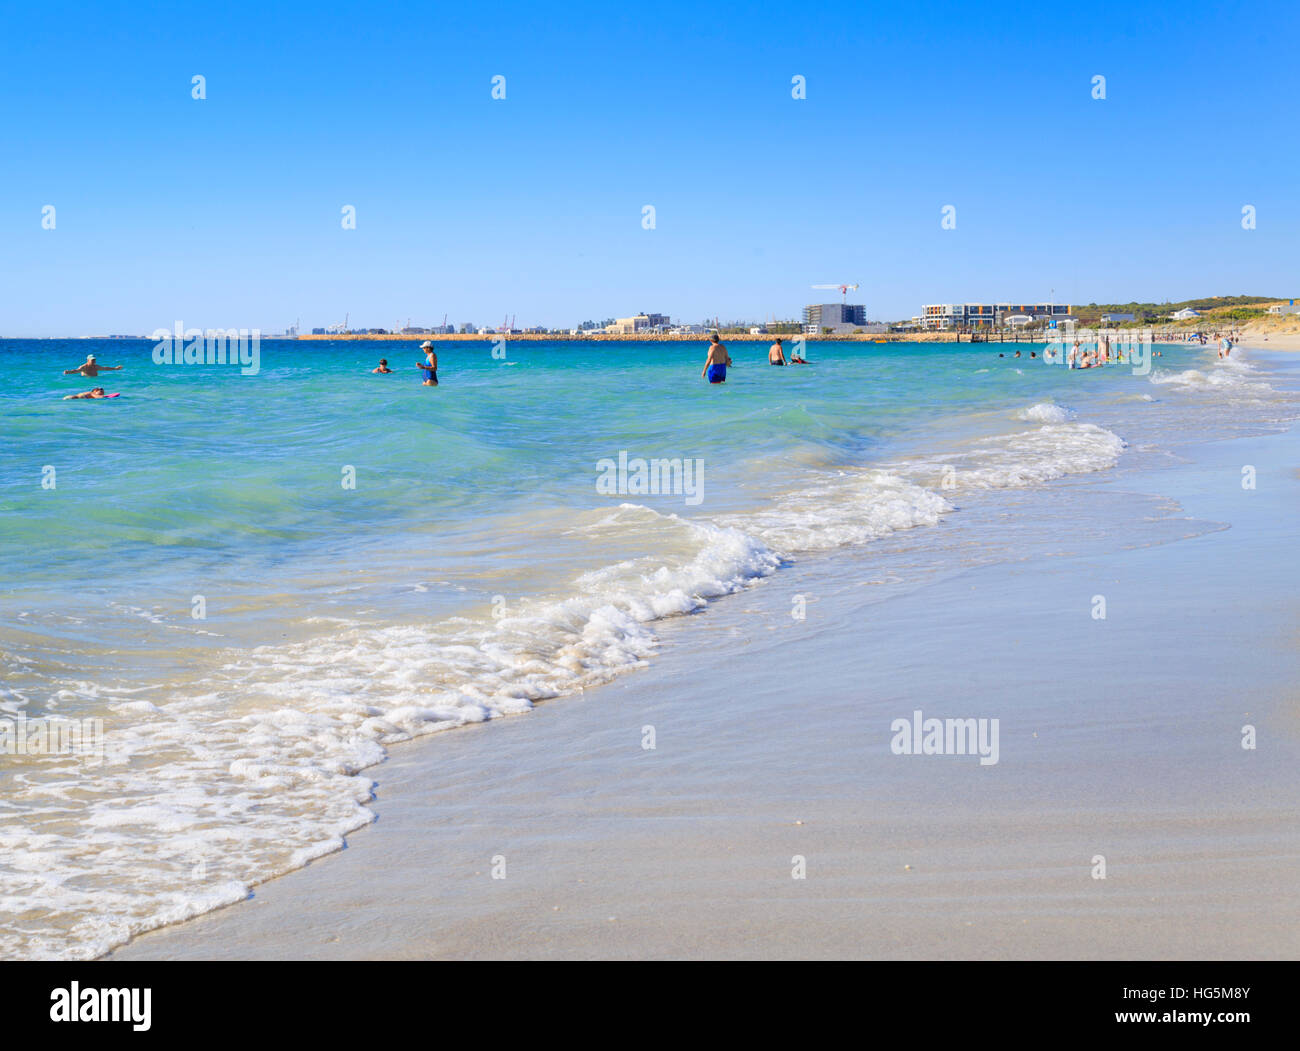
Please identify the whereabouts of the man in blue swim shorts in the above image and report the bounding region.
[702,333,733,384]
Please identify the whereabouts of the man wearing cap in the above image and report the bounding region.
[63,354,123,378]
[416,341,438,386]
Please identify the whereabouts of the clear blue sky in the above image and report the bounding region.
[2,0,1296,334]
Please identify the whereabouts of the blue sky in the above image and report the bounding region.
[1,0,1296,334]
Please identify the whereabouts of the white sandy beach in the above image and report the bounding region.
[112,351,1300,961]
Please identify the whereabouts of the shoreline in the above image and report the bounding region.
[111,350,1300,960]
[9,325,1296,347]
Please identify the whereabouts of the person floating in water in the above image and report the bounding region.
[417,341,438,386]
[63,354,122,378]
[64,387,109,399]
[372,358,392,373]
[768,338,787,366]
[702,334,732,383]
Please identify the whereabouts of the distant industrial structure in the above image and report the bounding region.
[917,303,1074,331]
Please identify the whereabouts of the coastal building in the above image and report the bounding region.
[803,303,867,330]
[1267,301,1299,315]
[920,303,1072,330]
[1100,312,1136,323]
[1170,308,1201,321]
[605,312,670,335]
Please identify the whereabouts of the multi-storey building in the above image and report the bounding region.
[920,303,1073,330]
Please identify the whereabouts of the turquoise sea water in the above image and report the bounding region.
[1,335,1294,958]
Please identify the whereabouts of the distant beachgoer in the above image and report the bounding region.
[702,334,732,383]
[1068,342,1080,369]
[372,358,392,373]
[1029,351,1037,358]
[417,341,438,385]
[768,338,787,366]
[63,354,122,378]
[64,387,108,400]
[1013,350,1021,358]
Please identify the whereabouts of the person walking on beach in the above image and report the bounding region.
[702,334,732,384]
[372,358,392,373]
[63,354,122,378]
[416,341,438,386]
[768,338,787,366]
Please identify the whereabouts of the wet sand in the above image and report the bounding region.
[113,385,1300,960]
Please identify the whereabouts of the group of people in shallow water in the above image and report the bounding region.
[60,354,123,398]
[70,327,1244,398]
[371,340,438,384]
[700,334,808,383]
[995,339,1175,369]
[369,334,808,387]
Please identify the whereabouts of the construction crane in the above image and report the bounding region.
[812,283,860,305]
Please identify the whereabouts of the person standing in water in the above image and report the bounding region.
[372,358,392,373]
[416,341,438,386]
[63,354,123,378]
[702,333,732,383]
[768,338,787,366]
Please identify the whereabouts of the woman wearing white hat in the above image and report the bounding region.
[416,341,438,386]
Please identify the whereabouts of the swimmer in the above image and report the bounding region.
[63,354,122,378]
[372,358,393,374]
[416,341,438,385]
[702,333,732,383]
[768,338,787,366]
[64,387,109,400]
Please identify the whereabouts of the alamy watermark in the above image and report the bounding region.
[1042,326,1152,376]
[596,451,705,506]
[890,709,999,766]
[1,714,104,761]
[150,321,260,375]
